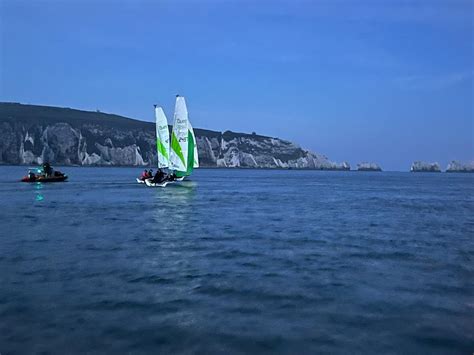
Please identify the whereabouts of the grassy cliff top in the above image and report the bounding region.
[0,102,272,140]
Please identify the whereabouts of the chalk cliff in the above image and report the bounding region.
[446,161,474,173]
[0,103,347,169]
[410,161,441,172]
[357,162,382,171]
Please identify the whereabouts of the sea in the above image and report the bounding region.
[0,166,472,354]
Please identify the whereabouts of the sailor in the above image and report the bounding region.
[141,169,149,179]
[43,162,53,177]
[151,169,167,184]
[148,169,154,178]
[167,172,177,182]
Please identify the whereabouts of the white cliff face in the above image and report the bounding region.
[411,161,441,172]
[94,143,146,166]
[0,121,149,166]
[212,133,349,169]
[25,131,34,145]
[19,141,39,165]
[0,103,349,169]
[357,162,382,171]
[81,152,101,165]
[446,160,474,172]
[41,123,81,165]
[1,121,351,169]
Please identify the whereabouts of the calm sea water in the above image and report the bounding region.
[0,166,472,354]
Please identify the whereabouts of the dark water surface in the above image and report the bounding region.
[0,166,473,354]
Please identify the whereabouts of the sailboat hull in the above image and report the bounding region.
[145,179,171,188]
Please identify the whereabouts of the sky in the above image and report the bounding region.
[0,0,472,170]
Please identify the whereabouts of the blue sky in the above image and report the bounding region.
[1,0,472,170]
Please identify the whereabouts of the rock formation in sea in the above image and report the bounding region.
[0,102,348,169]
[446,160,474,173]
[410,161,441,172]
[357,162,382,171]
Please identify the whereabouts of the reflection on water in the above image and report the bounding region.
[148,181,197,274]
[168,181,197,201]
[34,182,44,201]
[147,181,198,288]
[152,181,196,226]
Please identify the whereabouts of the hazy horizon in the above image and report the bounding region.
[1,0,472,170]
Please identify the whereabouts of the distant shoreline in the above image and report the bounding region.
[0,163,352,171]
[1,163,473,173]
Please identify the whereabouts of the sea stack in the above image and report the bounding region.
[410,161,441,172]
[357,162,382,171]
[446,161,474,173]
[331,161,351,171]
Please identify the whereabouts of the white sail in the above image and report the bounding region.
[155,106,170,169]
[188,121,199,168]
[169,96,189,173]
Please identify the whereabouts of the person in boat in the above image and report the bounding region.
[43,162,53,177]
[151,169,167,184]
[140,169,149,180]
[148,169,154,178]
[28,171,36,181]
[166,172,177,182]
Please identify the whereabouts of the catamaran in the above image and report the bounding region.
[143,95,199,187]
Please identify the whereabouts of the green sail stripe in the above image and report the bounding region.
[175,131,195,178]
[156,139,168,159]
[186,129,195,176]
[171,132,186,167]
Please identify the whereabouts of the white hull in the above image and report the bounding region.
[136,178,145,184]
[145,178,171,188]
